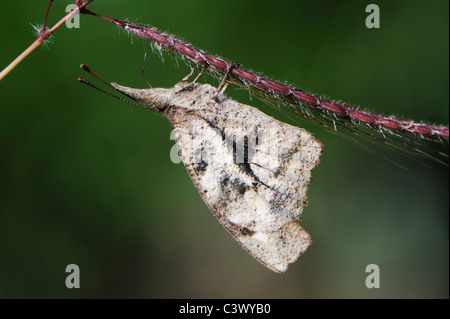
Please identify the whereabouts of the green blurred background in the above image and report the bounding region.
[0,0,448,298]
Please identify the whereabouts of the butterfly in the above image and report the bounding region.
[79,65,322,272]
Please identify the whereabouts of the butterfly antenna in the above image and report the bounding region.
[78,64,150,110]
[142,47,155,88]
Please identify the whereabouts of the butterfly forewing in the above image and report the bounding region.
[166,83,322,272]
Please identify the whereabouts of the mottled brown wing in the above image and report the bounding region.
[167,83,322,272]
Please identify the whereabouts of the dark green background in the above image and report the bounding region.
[0,0,448,298]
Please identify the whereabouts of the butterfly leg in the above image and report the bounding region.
[179,64,196,83]
[179,64,206,85]
[217,62,237,94]
[191,65,206,84]
[213,62,239,103]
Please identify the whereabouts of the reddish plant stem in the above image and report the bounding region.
[41,0,55,36]
[81,10,448,141]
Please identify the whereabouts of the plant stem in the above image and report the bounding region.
[0,0,94,81]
